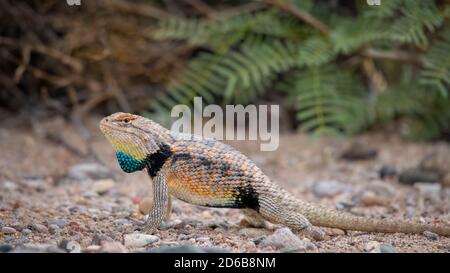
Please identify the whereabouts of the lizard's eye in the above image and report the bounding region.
[123,118,130,124]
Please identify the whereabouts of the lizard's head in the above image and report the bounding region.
[100,112,159,173]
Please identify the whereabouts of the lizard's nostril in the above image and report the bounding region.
[105,118,109,122]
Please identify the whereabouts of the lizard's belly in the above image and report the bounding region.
[166,172,240,208]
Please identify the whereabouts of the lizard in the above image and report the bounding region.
[99,112,450,238]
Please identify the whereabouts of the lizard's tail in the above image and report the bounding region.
[293,199,450,236]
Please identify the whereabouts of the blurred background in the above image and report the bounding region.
[1,0,449,140]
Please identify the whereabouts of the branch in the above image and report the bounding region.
[361,48,426,66]
[264,0,330,35]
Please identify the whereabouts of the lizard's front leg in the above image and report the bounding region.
[144,173,169,233]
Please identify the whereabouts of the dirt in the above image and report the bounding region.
[0,114,449,253]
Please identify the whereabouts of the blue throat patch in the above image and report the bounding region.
[115,151,147,173]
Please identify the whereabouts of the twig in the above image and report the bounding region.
[108,0,170,20]
[0,36,83,72]
[184,0,216,18]
[264,0,330,35]
[361,48,426,66]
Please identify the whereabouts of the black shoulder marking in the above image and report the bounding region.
[146,143,172,178]
[235,185,260,212]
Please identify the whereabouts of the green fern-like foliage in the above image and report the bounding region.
[279,66,367,135]
[148,0,449,140]
[420,30,450,97]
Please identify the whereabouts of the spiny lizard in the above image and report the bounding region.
[100,112,450,238]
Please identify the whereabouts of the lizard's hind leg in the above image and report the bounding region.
[241,209,274,229]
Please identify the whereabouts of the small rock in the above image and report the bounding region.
[21,228,32,235]
[124,233,159,248]
[49,219,67,228]
[340,143,377,161]
[100,241,128,253]
[92,179,115,194]
[1,181,18,191]
[66,241,81,253]
[253,236,266,245]
[364,241,381,253]
[312,181,353,198]
[327,228,346,236]
[358,191,386,207]
[21,243,64,253]
[83,191,99,198]
[0,244,13,253]
[335,201,355,211]
[138,197,153,215]
[48,224,60,234]
[238,228,268,238]
[2,227,17,234]
[195,237,209,243]
[85,245,101,252]
[33,223,48,233]
[259,228,307,252]
[398,168,440,185]
[379,165,397,179]
[67,163,111,181]
[380,244,397,253]
[147,245,229,253]
[423,231,438,240]
[91,233,114,245]
[160,219,186,230]
[414,183,441,196]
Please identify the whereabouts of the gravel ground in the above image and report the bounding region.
[0,114,449,253]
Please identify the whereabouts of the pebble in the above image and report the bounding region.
[2,227,17,234]
[66,241,81,253]
[160,219,186,230]
[340,143,378,161]
[147,245,229,253]
[91,233,114,245]
[138,197,153,215]
[380,244,397,253]
[238,228,268,238]
[83,191,99,198]
[1,181,18,191]
[67,163,111,181]
[48,224,60,234]
[0,244,13,253]
[312,181,353,198]
[379,165,397,179]
[364,241,381,253]
[398,168,440,185]
[33,223,49,233]
[100,241,128,253]
[49,219,67,228]
[21,243,64,253]
[327,228,346,236]
[363,241,396,253]
[92,179,115,194]
[414,183,441,196]
[85,245,101,252]
[123,233,159,248]
[195,237,210,243]
[21,228,33,235]
[423,231,438,240]
[259,228,308,252]
[358,191,386,207]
